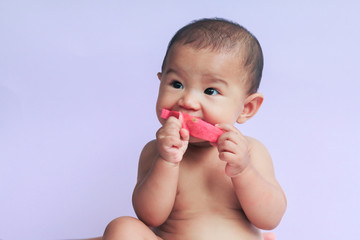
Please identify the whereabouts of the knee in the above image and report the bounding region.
[103,216,139,239]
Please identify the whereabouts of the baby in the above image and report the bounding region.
[102,18,286,240]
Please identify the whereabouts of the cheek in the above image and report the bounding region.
[205,103,242,124]
[156,87,180,107]
[155,91,176,123]
[155,102,167,126]
[156,92,171,110]
[156,86,167,105]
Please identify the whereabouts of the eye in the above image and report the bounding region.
[171,81,184,89]
[204,88,219,95]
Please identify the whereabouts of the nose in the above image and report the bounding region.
[178,90,200,111]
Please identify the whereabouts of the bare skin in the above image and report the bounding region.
[90,232,276,240]
[102,137,282,240]
[136,139,271,240]
[102,45,286,240]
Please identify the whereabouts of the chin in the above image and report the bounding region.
[188,136,213,147]
[189,136,204,142]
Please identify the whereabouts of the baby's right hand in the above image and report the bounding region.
[156,116,189,164]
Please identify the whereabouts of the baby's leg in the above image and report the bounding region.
[263,232,276,240]
[102,216,162,240]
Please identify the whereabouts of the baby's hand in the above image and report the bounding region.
[156,116,189,164]
[215,123,250,177]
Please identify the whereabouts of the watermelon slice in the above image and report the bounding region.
[160,109,224,142]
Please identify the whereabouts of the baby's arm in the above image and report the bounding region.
[132,117,189,227]
[216,124,287,230]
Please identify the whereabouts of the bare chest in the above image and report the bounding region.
[156,149,261,240]
[173,151,241,214]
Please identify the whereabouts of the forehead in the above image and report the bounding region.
[163,44,249,84]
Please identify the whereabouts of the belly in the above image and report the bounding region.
[155,211,262,240]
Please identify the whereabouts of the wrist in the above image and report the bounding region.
[158,156,180,167]
[229,162,253,179]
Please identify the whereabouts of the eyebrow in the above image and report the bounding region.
[164,68,181,76]
[164,68,229,86]
[202,74,229,86]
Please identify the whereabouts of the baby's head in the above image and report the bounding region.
[161,18,263,95]
[157,18,265,127]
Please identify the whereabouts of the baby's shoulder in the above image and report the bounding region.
[245,136,267,150]
[139,139,158,160]
[245,136,279,186]
[245,136,272,162]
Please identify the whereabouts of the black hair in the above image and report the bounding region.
[161,18,264,94]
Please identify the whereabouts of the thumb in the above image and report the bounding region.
[180,128,190,141]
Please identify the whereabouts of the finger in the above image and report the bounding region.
[219,151,237,163]
[215,123,240,134]
[157,135,183,149]
[218,131,241,146]
[164,116,182,129]
[161,146,183,163]
[180,128,190,141]
[217,138,237,154]
[157,118,182,139]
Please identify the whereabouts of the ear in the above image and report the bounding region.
[237,93,264,124]
[157,72,162,81]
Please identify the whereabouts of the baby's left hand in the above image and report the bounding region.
[215,123,251,177]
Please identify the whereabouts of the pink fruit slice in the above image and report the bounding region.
[160,109,223,142]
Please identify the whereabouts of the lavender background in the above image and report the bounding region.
[1,1,359,239]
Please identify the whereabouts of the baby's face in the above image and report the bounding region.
[156,44,249,127]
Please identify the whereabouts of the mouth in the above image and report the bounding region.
[160,109,223,143]
[162,108,202,119]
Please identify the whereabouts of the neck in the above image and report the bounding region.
[188,141,214,149]
[185,142,217,160]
